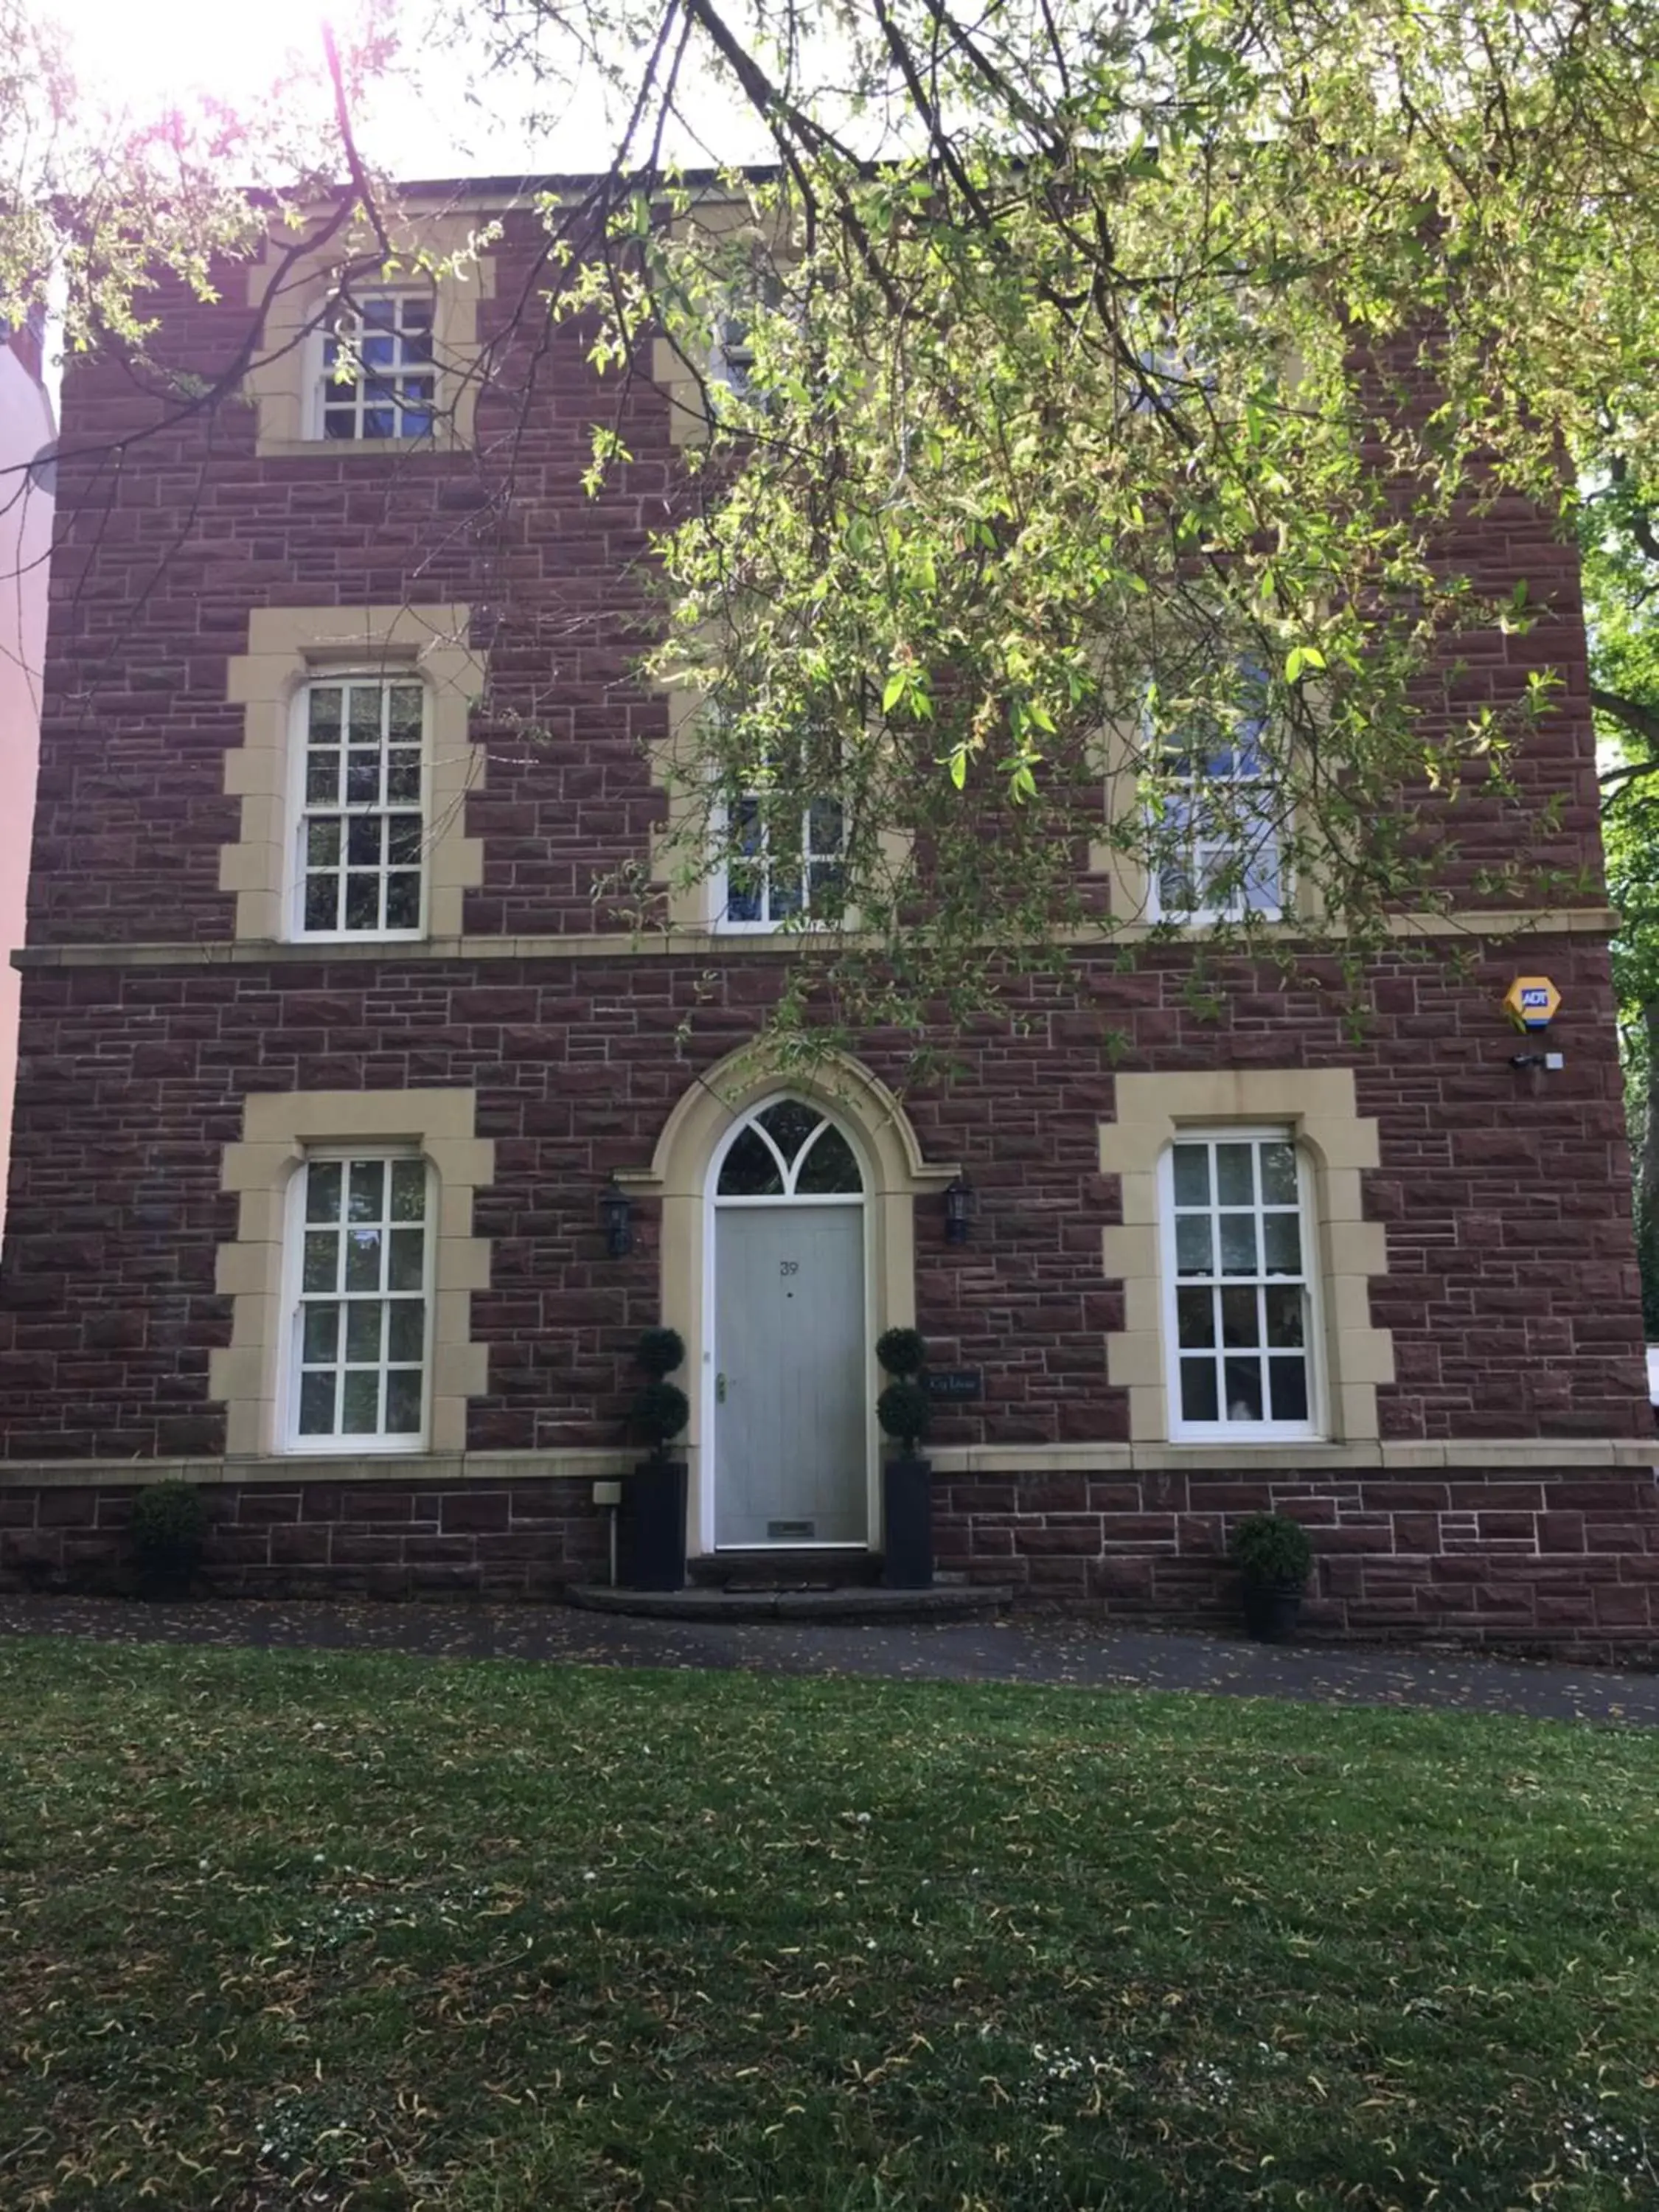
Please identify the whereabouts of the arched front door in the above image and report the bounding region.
[709,1098,870,1548]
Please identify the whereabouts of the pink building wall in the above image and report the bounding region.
[0,322,55,1234]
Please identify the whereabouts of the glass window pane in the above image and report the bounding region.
[1175,1213,1212,1276]
[341,1369,381,1435]
[345,753,381,804]
[363,296,396,329]
[307,818,341,866]
[401,296,433,330]
[307,689,342,738]
[388,1228,425,1293]
[302,1301,339,1363]
[386,815,422,865]
[299,1370,336,1435]
[794,1124,862,1194]
[1223,1357,1264,1422]
[390,1160,426,1222]
[323,408,356,439]
[302,1232,337,1293]
[1259,1141,1298,1206]
[769,869,804,919]
[345,1303,383,1363]
[362,333,394,368]
[384,872,421,930]
[347,1161,385,1222]
[306,754,339,804]
[1215,1143,1254,1205]
[386,751,421,802]
[363,406,395,439]
[347,815,383,866]
[384,1368,423,1435]
[807,858,846,914]
[1172,1145,1209,1206]
[1157,860,1195,914]
[1263,1285,1305,1348]
[1175,1285,1214,1349]
[344,874,380,931]
[347,687,383,741]
[304,875,338,932]
[807,796,844,855]
[757,1100,821,1165]
[305,1162,342,1222]
[344,1228,383,1292]
[1220,1285,1260,1346]
[387,686,422,739]
[1263,1212,1303,1276]
[1219,1213,1258,1275]
[387,1299,425,1362]
[717,1126,784,1196]
[1269,1357,1310,1424]
[1180,1357,1219,1422]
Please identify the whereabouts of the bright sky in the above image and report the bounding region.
[50,0,765,183]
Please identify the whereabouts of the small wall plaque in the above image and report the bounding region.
[924,1368,983,1401]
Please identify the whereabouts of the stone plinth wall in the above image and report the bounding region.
[934,1467,1659,1648]
[4,1464,1657,1653]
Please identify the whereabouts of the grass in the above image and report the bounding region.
[0,1639,1655,2211]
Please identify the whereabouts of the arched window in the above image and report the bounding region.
[715,1098,863,1197]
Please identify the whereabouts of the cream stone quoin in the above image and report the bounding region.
[1101,1068,1394,1448]
[220,604,486,944]
[211,1089,494,1457]
[619,1047,961,1552]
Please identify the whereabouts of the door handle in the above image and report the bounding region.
[716,1371,727,1402]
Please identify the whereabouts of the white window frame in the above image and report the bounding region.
[280,1149,436,1455]
[1144,688,1287,925]
[712,786,846,933]
[307,288,440,444]
[285,671,428,943]
[1158,1124,1324,1444]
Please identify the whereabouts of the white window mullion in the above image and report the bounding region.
[1162,1127,1320,1441]
[289,1154,431,1449]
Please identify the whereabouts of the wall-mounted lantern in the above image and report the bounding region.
[601,1179,634,1259]
[945,1175,977,1245]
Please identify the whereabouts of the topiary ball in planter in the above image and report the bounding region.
[636,1326,686,1379]
[877,1378,931,1457]
[633,1379,690,1461]
[131,1480,208,1601]
[875,1326,927,1380]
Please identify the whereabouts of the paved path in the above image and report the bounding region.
[3,1592,1657,1725]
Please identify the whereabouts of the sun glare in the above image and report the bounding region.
[55,0,334,122]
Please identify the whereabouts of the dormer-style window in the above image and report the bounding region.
[316,292,437,442]
[293,675,425,937]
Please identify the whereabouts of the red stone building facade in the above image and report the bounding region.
[1,187,1655,1645]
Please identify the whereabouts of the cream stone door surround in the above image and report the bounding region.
[619,1045,961,1551]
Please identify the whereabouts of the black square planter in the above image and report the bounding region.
[616,1460,689,1591]
[882,1456,934,1588]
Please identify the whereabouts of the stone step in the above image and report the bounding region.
[689,1547,885,1591]
[568,1582,1015,1624]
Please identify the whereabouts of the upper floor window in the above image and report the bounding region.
[1147,680,1285,923]
[720,789,846,930]
[294,676,425,937]
[287,1152,431,1449]
[316,292,437,442]
[1161,1128,1319,1441]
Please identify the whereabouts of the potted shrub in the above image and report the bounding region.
[617,1326,690,1591]
[876,1326,933,1589]
[1230,1510,1314,1643]
[131,1480,208,1601]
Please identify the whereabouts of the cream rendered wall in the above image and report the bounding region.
[0,328,55,1237]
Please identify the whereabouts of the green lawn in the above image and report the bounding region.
[0,1639,1655,2210]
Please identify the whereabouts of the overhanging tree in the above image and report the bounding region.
[450,0,1659,1031]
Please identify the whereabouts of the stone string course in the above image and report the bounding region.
[3,1467,1656,1651]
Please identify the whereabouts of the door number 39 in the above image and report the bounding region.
[779,1260,799,1277]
